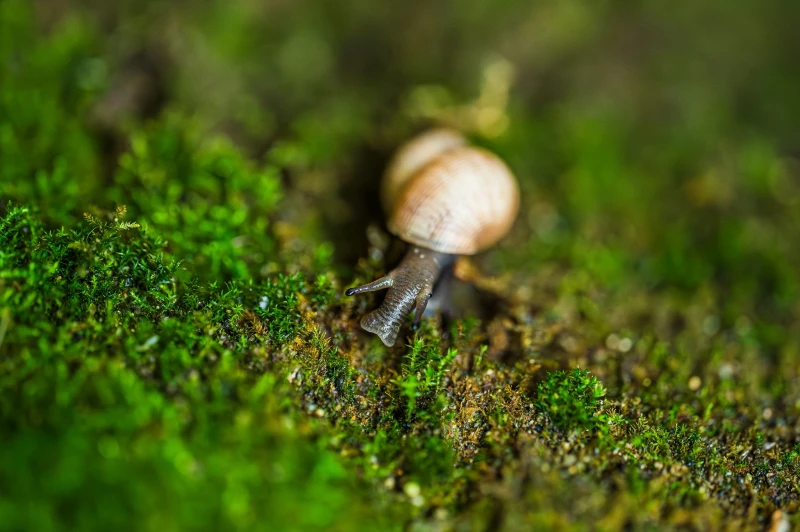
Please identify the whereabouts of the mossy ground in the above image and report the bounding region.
[2,1,800,530]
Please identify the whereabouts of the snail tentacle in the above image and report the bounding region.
[344,275,393,296]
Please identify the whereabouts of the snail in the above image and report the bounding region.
[346,128,520,346]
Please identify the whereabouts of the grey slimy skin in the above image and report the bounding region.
[345,246,454,346]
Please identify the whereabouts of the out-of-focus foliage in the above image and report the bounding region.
[111,114,283,281]
[2,0,800,529]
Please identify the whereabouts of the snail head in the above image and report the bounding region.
[345,247,452,346]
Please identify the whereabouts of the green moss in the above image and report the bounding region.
[111,115,283,283]
[391,334,458,418]
[0,207,404,531]
[535,368,607,433]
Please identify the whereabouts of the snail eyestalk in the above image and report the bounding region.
[344,276,393,296]
[346,246,453,346]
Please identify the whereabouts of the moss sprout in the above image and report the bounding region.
[535,368,608,433]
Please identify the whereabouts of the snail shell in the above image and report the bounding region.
[386,145,520,255]
[381,128,467,214]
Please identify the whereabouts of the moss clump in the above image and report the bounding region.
[392,335,458,418]
[112,115,283,282]
[0,204,171,326]
[0,204,403,531]
[535,368,607,433]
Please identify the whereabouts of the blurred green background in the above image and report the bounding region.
[1,0,800,530]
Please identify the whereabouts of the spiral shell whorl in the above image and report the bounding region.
[381,128,467,214]
[387,146,519,255]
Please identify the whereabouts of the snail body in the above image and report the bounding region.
[346,128,520,346]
